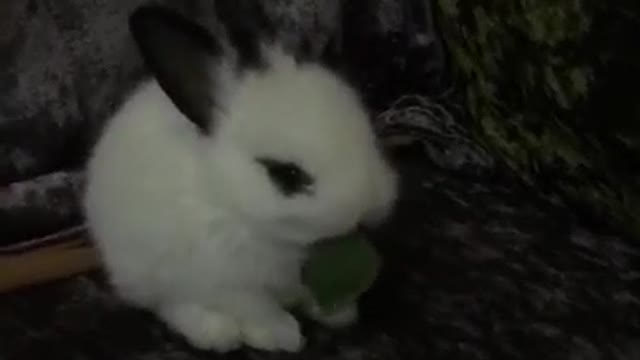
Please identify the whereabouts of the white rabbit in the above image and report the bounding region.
[84,2,397,353]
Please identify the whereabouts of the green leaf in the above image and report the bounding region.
[301,233,381,314]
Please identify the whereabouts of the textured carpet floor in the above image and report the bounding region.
[2,152,638,360]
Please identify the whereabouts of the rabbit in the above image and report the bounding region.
[83,1,398,353]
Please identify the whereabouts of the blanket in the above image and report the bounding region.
[0,0,638,359]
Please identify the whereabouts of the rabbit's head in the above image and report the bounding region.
[129,2,397,244]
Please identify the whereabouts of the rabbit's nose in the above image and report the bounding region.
[360,210,387,231]
[357,221,379,235]
[358,205,395,234]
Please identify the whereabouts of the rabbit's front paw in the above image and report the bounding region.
[308,303,359,328]
[241,311,304,352]
[160,303,241,352]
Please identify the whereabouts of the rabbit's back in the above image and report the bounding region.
[85,81,212,300]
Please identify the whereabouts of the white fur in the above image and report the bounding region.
[84,45,397,352]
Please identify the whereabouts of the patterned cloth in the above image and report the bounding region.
[0,0,639,359]
[435,0,640,239]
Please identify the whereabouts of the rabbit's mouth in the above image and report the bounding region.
[253,217,364,247]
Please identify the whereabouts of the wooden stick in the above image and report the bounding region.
[0,240,100,293]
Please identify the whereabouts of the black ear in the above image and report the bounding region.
[321,0,379,67]
[214,0,274,68]
[129,6,223,133]
[319,31,344,70]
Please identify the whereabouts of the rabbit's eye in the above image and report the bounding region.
[257,158,313,196]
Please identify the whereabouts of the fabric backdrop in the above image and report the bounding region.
[435,0,640,240]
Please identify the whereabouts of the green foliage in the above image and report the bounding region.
[301,233,380,314]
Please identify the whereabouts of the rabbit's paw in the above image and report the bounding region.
[160,303,241,352]
[308,303,359,328]
[240,311,304,352]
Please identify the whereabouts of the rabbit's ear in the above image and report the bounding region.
[214,0,274,68]
[129,6,221,134]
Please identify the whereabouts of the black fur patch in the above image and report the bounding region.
[214,0,275,70]
[129,6,223,135]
